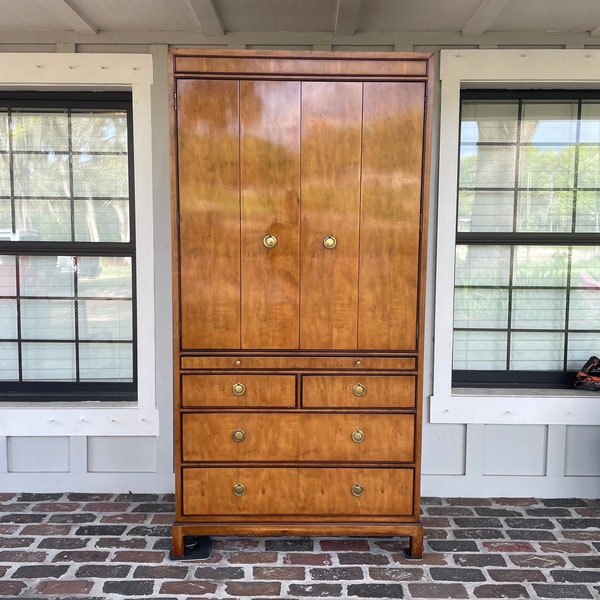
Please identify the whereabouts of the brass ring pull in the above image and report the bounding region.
[351,429,365,443]
[233,483,246,496]
[232,428,246,442]
[352,383,366,397]
[351,483,365,497]
[263,234,277,248]
[232,382,246,396]
[323,235,337,249]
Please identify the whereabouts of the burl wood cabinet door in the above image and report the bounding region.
[176,78,425,351]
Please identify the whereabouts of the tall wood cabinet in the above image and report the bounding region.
[169,49,433,559]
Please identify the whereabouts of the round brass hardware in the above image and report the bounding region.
[232,382,246,396]
[263,234,277,248]
[355,360,362,367]
[233,483,246,496]
[351,429,365,443]
[351,483,365,497]
[352,383,366,397]
[235,360,242,366]
[232,429,246,442]
[323,235,337,249]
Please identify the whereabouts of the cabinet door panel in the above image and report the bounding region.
[241,81,301,349]
[300,82,362,349]
[177,79,240,349]
[359,82,425,350]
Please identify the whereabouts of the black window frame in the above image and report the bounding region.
[0,91,137,402]
[453,89,600,389]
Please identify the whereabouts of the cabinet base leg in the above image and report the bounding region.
[170,533,212,561]
[403,529,424,560]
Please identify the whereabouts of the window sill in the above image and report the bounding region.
[430,388,600,425]
[0,403,159,436]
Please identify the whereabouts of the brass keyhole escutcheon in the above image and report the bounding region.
[232,382,246,396]
[232,429,246,442]
[351,429,365,443]
[323,235,337,249]
[351,483,365,497]
[352,383,366,397]
[263,234,277,248]
[233,483,246,496]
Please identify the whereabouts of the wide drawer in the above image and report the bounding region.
[302,375,415,408]
[181,374,296,408]
[182,466,414,517]
[182,413,415,462]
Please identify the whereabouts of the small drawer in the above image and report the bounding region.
[183,466,414,517]
[181,374,296,408]
[302,375,415,408]
[182,413,415,463]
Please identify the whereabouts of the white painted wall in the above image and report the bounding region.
[0,34,598,499]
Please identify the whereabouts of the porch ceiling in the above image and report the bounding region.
[2,0,600,41]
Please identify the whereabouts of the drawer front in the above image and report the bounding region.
[183,466,414,517]
[302,375,415,408]
[182,413,415,462]
[181,374,296,408]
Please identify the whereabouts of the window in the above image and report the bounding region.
[0,92,136,402]
[454,91,600,388]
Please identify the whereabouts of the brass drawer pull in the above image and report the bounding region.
[232,429,246,442]
[232,382,246,396]
[351,429,365,443]
[263,234,277,248]
[352,383,366,397]
[233,483,246,496]
[323,235,337,249]
[351,483,365,497]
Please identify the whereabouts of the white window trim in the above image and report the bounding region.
[0,53,158,436]
[431,49,600,426]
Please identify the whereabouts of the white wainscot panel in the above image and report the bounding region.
[565,425,600,476]
[483,425,548,476]
[87,437,157,473]
[7,436,69,473]
[422,423,467,475]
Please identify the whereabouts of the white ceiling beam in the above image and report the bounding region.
[461,0,513,37]
[334,0,362,36]
[186,0,225,36]
[52,0,98,34]
[590,23,600,36]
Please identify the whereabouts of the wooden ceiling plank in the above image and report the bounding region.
[462,0,513,37]
[334,0,362,36]
[187,0,225,36]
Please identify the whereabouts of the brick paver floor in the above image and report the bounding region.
[0,493,598,598]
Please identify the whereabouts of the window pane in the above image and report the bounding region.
[0,255,16,295]
[0,154,9,196]
[575,191,600,232]
[78,257,132,298]
[458,190,515,232]
[74,199,130,243]
[461,101,519,143]
[0,298,17,338]
[22,341,76,381]
[19,256,74,297]
[579,102,600,142]
[15,198,71,241]
[455,245,511,286]
[71,112,128,153]
[572,247,600,288]
[21,299,75,340]
[454,287,508,329]
[522,102,578,144]
[79,299,132,341]
[516,191,573,232]
[13,154,70,198]
[79,342,133,381]
[568,333,600,370]
[510,332,564,370]
[0,341,18,380]
[519,145,575,189]
[461,145,517,189]
[453,330,507,370]
[72,153,128,198]
[512,246,569,287]
[569,289,600,330]
[512,288,566,330]
[11,112,69,152]
[0,111,8,151]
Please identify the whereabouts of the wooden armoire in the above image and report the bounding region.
[169,49,433,560]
